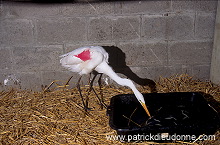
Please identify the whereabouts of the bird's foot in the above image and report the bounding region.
[83,106,93,111]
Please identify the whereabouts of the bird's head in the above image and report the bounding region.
[132,87,151,117]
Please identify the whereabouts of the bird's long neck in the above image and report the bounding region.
[95,62,145,104]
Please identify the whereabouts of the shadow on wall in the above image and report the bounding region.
[102,46,157,93]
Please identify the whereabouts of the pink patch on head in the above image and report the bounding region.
[74,49,91,61]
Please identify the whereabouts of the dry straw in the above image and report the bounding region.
[0,74,219,144]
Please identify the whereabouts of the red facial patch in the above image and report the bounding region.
[74,49,91,61]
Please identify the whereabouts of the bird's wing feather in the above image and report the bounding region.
[60,46,109,74]
[59,46,90,58]
[79,50,104,74]
[60,46,91,65]
[60,54,83,66]
[90,46,109,63]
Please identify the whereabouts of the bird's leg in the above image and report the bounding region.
[88,73,97,98]
[65,76,73,87]
[62,76,73,90]
[83,73,97,110]
[76,76,91,111]
[88,73,92,85]
[85,73,94,107]
[88,73,106,109]
[98,74,107,109]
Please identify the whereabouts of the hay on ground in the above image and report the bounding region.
[0,74,219,145]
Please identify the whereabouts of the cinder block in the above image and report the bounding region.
[142,15,166,40]
[112,16,140,41]
[64,44,85,54]
[64,43,115,53]
[0,71,42,91]
[88,17,112,42]
[0,19,34,46]
[114,1,122,14]
[60,2,114,16]
[0,0,216,90]
[192,65,210,80]
[4,2,60,18]
[181,65,193,76]
[12,45,63,72]
[196,0,218,12]
[171,1,197,12]
[172,0,218,13]
[167,14,194,40]
[169,41,212,65]
[0,2,2,16]
[129,66,182,81]
[121,1,170,14]
[195,12,216,39]
[118,42,168,67]
[17,72,42,91]
[0,47,12,70]
[36,18,86,44]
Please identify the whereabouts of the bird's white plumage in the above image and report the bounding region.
[60,46,109,75]
[60,46,150,116]
[95,61,146,104]
[60,46,144,102]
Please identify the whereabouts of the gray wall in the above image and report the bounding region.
[211,1,220,85]
[0,0,218,90]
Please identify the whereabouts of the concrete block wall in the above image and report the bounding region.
[211,1,220,85]
[0,0,218,90]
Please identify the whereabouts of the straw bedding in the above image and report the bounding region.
[0,74,219,145]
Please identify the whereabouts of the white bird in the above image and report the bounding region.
[60,46,151,117]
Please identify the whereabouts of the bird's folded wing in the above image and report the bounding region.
[60,55,83,66]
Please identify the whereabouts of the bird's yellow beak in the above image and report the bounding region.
[141,102,151,117]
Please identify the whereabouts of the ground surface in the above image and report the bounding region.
[0,74,219,144]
